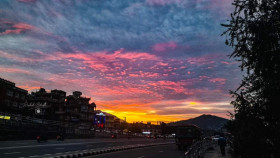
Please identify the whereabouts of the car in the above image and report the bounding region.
[212,135,220,142]
[112,133,117,139]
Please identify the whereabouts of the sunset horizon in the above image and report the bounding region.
[1,1,279,157]
[1,0,239,124]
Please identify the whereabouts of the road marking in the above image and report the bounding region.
[0,140,130,150]
[73,144,172,157]
[4,151,21,154]
[137,156,145,158]
[56,147,65,150]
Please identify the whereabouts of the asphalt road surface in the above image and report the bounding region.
[90,143,185,158]
[0,138,174,158]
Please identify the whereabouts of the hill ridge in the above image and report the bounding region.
[168,114,228,131]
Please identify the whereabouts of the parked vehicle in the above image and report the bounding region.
[153,134,158,139]
[175,125,201,150]
[112,133,117,139]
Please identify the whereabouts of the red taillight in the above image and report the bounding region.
[37,136,40,139]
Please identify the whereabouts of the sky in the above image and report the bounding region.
[0,0,240,123]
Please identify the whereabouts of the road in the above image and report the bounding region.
[90,143,185,158]
[0,138,174,158]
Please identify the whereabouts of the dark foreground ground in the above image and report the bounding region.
[89,143,185,158]
[0,138,174,158]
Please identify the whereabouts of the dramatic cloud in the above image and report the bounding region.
[0,0,239,122]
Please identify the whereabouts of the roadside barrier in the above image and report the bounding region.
[40,142,174,158]
[184,139,214,158]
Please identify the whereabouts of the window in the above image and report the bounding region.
[6,90,13,97]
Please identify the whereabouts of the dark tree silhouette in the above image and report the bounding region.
[128,123,142,134]
[222,0,280,157]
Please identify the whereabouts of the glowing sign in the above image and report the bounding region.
[142,132,151,135]
[94,113,106,128]
[96,112,106,116]
[0,115,11,120]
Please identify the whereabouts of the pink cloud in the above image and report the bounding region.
[113,49,158,60]
[13,23,34,30]
[0,50,59,63]
[209,78,226,85]
[157,62,169,66]
[152,41,177,52]
[59,53,90,61]
[0,22,35,35]
[186,54,223,66]
[148,80,190,94]
[17,85,41,92]
[0,67,32,75]
[139,71,159,78]
[221,61,238,65]
[201,0,233,16]
[129,74,139,77]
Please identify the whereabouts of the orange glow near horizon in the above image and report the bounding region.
[99,101,231,123]
[101,109,188,123]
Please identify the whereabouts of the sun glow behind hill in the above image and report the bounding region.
[100,101,231,123]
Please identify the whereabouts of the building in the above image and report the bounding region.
[104,112,115,131]
[114,117,121,130]
[0,77,99,138]
[65,91,96,134]
[0,77,28,114]
[26,88,66,120]
[142,122,162,136]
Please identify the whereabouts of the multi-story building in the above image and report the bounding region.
[114,117,121,130]
[0,77,98,138]
[26,88,66,121]
[141,122,162,135]
[104,112,115,131]
[65,91,96,134]
[0,77,28,114]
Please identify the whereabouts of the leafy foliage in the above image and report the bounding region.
[223,0,280,157]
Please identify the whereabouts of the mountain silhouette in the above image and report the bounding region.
[168,114,228,131]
